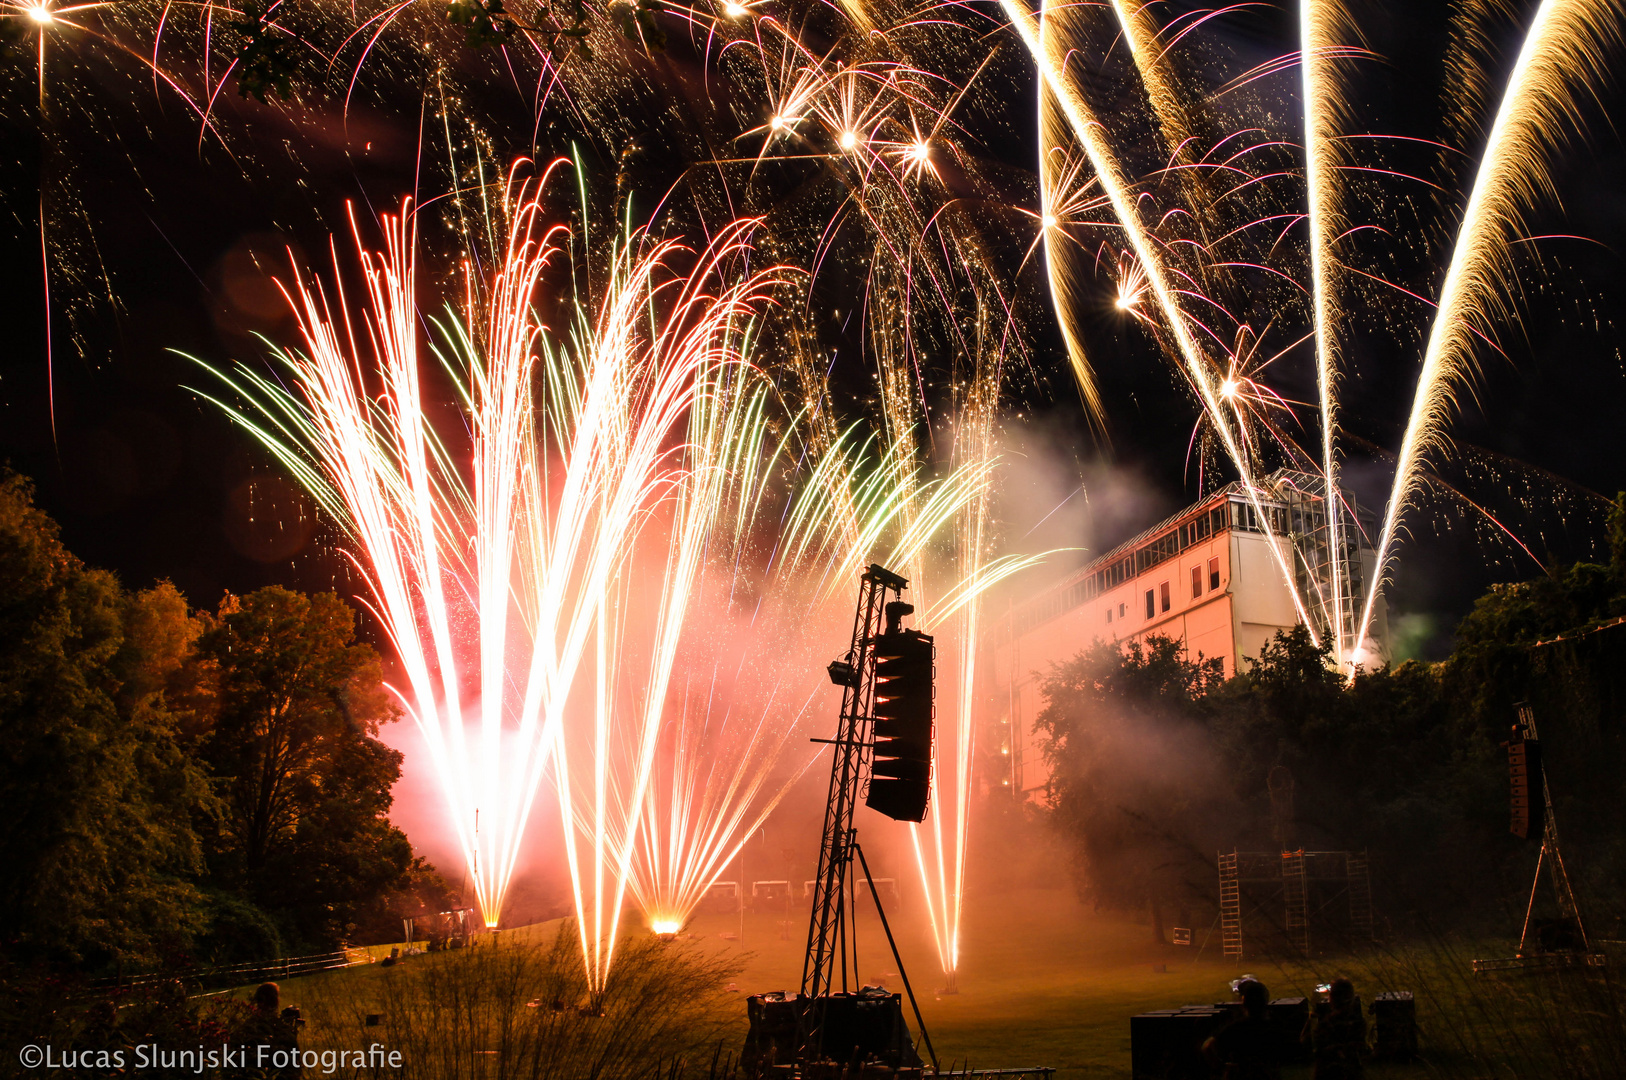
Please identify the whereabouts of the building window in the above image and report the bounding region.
[1160,581,1171,612]
[1208,557,1220,591]
[1145,589,1155,619]
[1191,565,1202,599]
[1106,607,1113,624]
[1119,603,1126,618]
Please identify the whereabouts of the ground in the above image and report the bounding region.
[263,886,1475,1077]
[671,886,1421,1077]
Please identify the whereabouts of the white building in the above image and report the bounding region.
[985,470,1389,798]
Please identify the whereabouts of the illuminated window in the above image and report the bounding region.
[1160,581,1171,612]
[1209,557,1220,591]
[1145,589,1155,619]
[1191,565,1202,599]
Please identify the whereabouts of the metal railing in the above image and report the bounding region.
[92,948,371,993]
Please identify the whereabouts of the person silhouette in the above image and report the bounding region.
[1203,978,1281,1080]
[1304,977,1365,1079]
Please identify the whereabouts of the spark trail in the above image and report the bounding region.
[1008,0,1324,642]
[1302,0,1349,661]
[191,171,789,948]
[544,219,790,993]
[1356,0,1620,656]
[188,182,570,926]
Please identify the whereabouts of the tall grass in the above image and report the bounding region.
[296,923,743,1079]
[1235,929,1626,1079]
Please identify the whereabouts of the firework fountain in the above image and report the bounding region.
[1353,0,1620,659]
[1014,0,1620,666]
[192,168,793,946]
[541,222,791,991]
[192,178,573,926]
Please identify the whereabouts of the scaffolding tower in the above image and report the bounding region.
[1347,853,1374,939]
[1218,850,1374,961]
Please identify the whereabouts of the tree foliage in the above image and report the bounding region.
[1034,636,1231,937]
[0,475,209,968]
[192,586,411,952]
[1035,497,1626,937]
[0,472,424,972]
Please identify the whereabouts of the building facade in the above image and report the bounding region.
[986,470,1388,798]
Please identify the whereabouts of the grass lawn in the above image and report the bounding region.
[252,887,1481,1077]
[670,886,1432,1078]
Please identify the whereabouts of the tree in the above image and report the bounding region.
[350,856,460,947]
[1441,523,1626,909]
[1033,635,1230,941]
[194,586,413,950]
[0,474,210,968]
[1210,626,1491,920]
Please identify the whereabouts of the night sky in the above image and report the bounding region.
[1,1,1622,661]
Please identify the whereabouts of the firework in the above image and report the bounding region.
[1010,0,1325,644]
[1356,0,1620,658]
[20,0,1621,1000]
[542,216,791,992]
[188,177,565,926]
[1301,0,1350,661]
[190,168,789,946]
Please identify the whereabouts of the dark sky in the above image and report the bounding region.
[0,0,1622,659]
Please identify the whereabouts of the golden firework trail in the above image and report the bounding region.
[1108,0,1194,155]
[908,368,996,989]
[1356,0,1620,660]
[1004,0,1325,643]
[859,249,1057,985]
[1036,3,1105,420]
[1301,0,1350,661]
